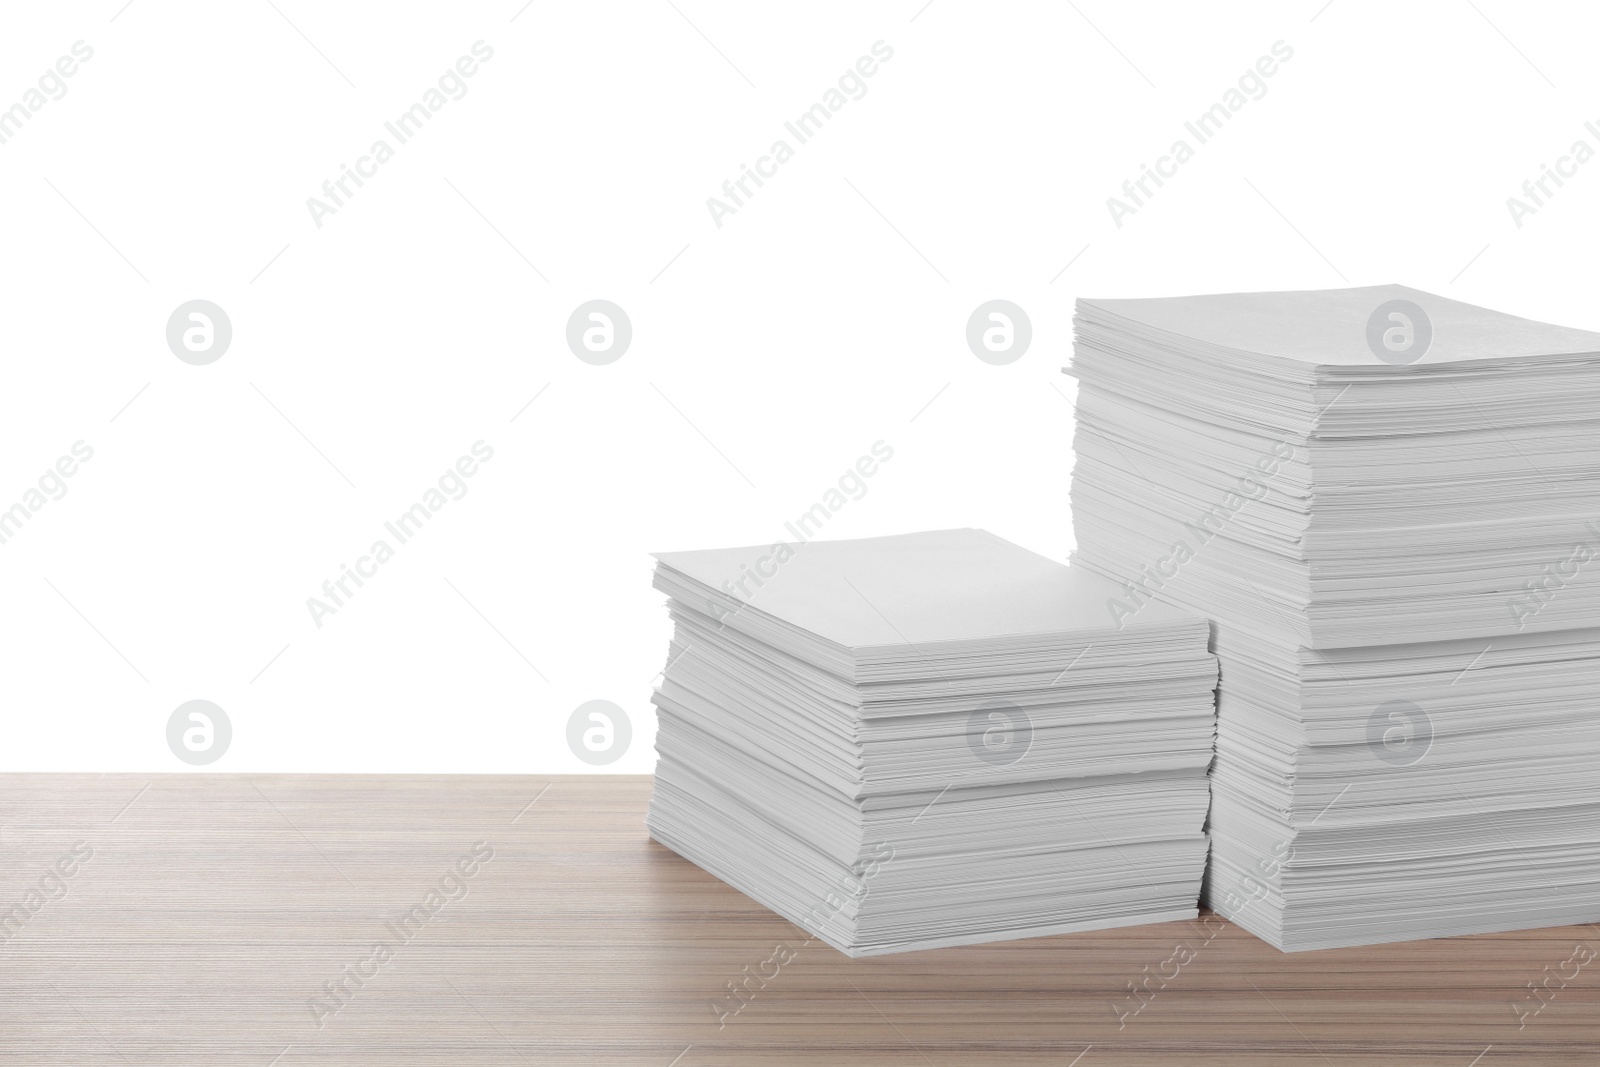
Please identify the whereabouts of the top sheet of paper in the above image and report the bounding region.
[1081,284,1600,367]
[654,528,1196,649]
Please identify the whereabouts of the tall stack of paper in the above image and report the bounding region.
[646,528,1218,956]
[1068,284,1600,950]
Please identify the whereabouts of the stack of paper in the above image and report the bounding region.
[1068,284,1600,950]
[645,528,1218,956]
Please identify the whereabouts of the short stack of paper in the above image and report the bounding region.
[645,528,1218,956]
[1068,284,1600,950]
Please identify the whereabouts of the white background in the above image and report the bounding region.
[2,0,1596,773]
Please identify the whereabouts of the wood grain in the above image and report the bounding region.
[1,774,1596,1065]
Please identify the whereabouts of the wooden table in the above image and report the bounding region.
[1,774,1595,1064]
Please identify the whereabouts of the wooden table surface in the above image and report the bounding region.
[1,774,1595,1065]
